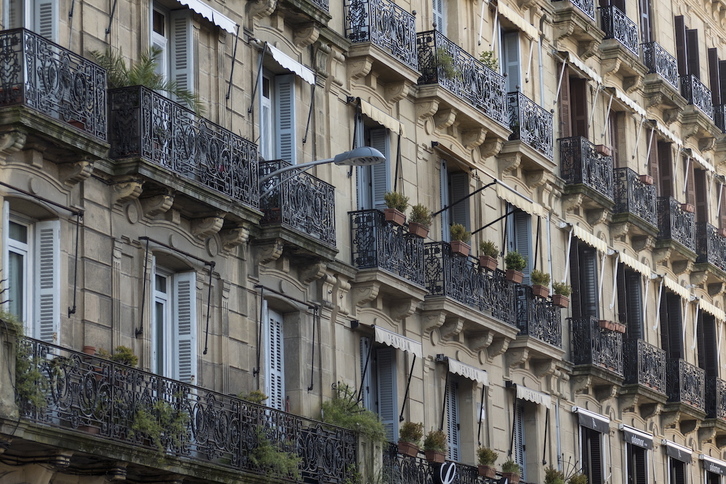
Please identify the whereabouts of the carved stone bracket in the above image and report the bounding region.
[623,75,642,93]
[586,207,608,225]
[610,222,629,240]
[416,99,439,119]
[422,309,446,333]
[506,347,529,368]
[699,425,717,444]
[301,261,327,283]
[690,270,708,286]
[632,235,654,252]
[639,402,662,420]
[440,316,464,339]
[663,108,682,125]
[498,152,521,174]
[578,40,599,60]
[113,176,144,205]
[661,409,681,428]
[349,58,373,79]
[462,127,487,149]
[0,129,27,154]
[60,160,94,185]
[593,384,618,402]
[524,169,547,189]
[469,331,493,352]
[385,81,409,104]
[434,108,457,130]
[480,136,505,159]
[620,393,639,412]
[256,238,285,264]
[562,193,584,212]
[294,23,320,48]
[191,213,225,239]
[671,259,693,275]
[679,418,699,436]
[247,0,277,19]
[699,137,716,152]
[220,226,250,251]
[353,281,380,306]
[571,375,593,394]
[601,58,621,76]
[708,282,725,296]
[653,247,672,264]
[391,298,417,320]
[487,336,510,359]
[533,359,557,377]
[141,192,174,217]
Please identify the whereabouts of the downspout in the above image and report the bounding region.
[539,15,546,105]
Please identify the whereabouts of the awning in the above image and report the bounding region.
[178,0,236,34]
[686,148,716,173]
[620,425,653,449]
[513,384,551,406]
[652,119,682,146]
[664,440,692,463]
[699,298,726,321]
[498,3,539,40]
[374,326,422,358]
[573,407,609,433]
[447,358,489,386]
[267,43,316,85]
[700,454,726,475]
[360,99,405,136]
[496,182,546,217]
[571,225,609,254]
[662,276,691,301]
[608,87,647,117]
[561,51,602,84]
[619,251,652,277]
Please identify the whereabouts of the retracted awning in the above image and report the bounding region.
[267,44,316,85]
[700,454,726,475]
[620,425,653,449]
[607,86,647,117]
[619,251,652,277]
[686,148,716,173]
[178,0,236,34]
[359,99,405,136]
[496,182,546,217]
[664,440,692,463]
[699,298,726,321]
[561,51,602,84]
[662,276,691,301]
[374,326,422,358]
[573,407,609,433]
[512,383,551,406]
[571,225,609,254]
[498,3,539,40]
[446,358,489,386]
[652,119,682,146]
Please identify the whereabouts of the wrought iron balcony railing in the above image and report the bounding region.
[260,160,336,248]
[0,28,107,141]
[350,210,425,287]
[507,91,554,160]
[680,74,714,119]
[641,42,679,89]
[344,0,418,70]
[15,337,356,482]
[623,339,666,394]
[109,86,259,209]
[706,376,726,420]
[416,30,508,126]
[308,0,330,13]
[552,0,596,19]
[715,104,726,132]
[614,167,657,227]
[424,242,516,326]
[515,285,562,348]
[559,136,614,201]
[657,196,696,252]
[571,316,623,376]
[667,358,705,412]
[697,223,726,271]
[599,6,639,56]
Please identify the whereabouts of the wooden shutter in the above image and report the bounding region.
[170,9,194,96]
[720,181,726,231]
[686,29,700,79]
[685,157,696,207]
[449,172,470,231]
[694,168,707,222]
[34,0,57,41]
[570,241,584,319]
[709,49,722,105]
[657,142,673,198]
[611,0,626,12]
[700,314,718,377]
[571,78,589,138]
[501,31,521,93]
[720,60,726,103]
[634,446,647,484]
[432,0,446,33]
[359,337,373,410]
[375,347,398,442]
[2,202,8,316]
[581,247,599,319]
[558,67,573,138]
[266,307,285,411]
[275,74,296,164]
[173,271,197,383]
[675,16,688,76]
[259,74,273,160]
[440,160,451,240]
[671,460,685,484]
[625,271,643,340]
[664,293,683,359]
[34,220,59,343]
[369,128,390,210]
[639,0,652,43]
[514,211,532,283]
[446,378,460,462]
[609,112,620,166]
[582,427,603,484]
[616,264,627,324]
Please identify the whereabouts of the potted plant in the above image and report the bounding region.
[568,473,588,484]
[423,429,447,463]
[545,466,566,484]
[436,47,458,79]
[241,390,269,405]
[639,174,654,185]
[109,346,138,366]
[552,282,572,308]
[595,144,611,156]
[398,421,424,457]
[504,251,527,283]
[681,202,695,213]
[383,191,409,226]
[599,320,626,333]
[501,459,522,484]
[409,204,432,238]
[130,400,190,452]
[479,240,499,271]
[449,224,471,256]
[531,270,551,298]
[321,383,387,444]
[479,50,499,70]
[250,427,302,480]
[477,446,498,477]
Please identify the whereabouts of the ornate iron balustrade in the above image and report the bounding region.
[642,42,679,89]
[559,136,614,201]
[696,223,726,271]
[507,91,554,160]
[551,0,596,19]
[308,0,330,13]
[259,160,336,248]
[623,339,666,393]
[349,210,426,287]
[0,28,107,141]
[109,86,259,208]
[416,30,508,126]
[715,104,726,132]
[15,337,356,483]
[614,167,657,227]
[657,197,695,252]
[680,74,714,119]
[571,316,623,376]
[344,0,418,70]
[599,6,639,56]
[425,242,516,326]
[667,358,705,411]
[706,377,726,420]
[515,285,562,348]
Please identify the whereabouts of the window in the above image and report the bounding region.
[357,125,390,210]
[360,337,398,441]
[151,4,194,98]
[500,31,520,93]
[570,241,599,319]
[512,401,527,480]
[260,73,296,164]
[705,470,720,484]
[669,458,686,484]
[581,427,603,484]
[440,161,470,241]
[558,69,589,139]
[616,266,643,339]
[432,0,446,33]
[649,141,673,198]
[638,0,652,43]
[446,377,460,461]
[659,292,684,360]
[626,443,647,484]
[697,313,718,378]
[675,16,700,78]
[507,208,531,282]
[4,0,57,41]
[264,303,286,411]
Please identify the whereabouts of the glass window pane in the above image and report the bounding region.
[9,221,27,243]
[8,251,24,321]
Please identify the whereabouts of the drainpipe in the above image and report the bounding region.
[538,15,546,104]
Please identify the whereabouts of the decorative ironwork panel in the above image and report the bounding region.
[260,160,336,248]
[657,197,696,252]
[507,91,554,160]
[667,358,705,411]
[515,285,562,348]
[623,339,666,393]
[706,377,726,420]
[680,74,714,120]
[344,0,418,70]
[599,6,639,56]
[307,0,330,13]
[559,136,614,201]
[641,42,679,89]
[416,30,507,126]
[16,338,356,483]
[551,0,596,19]
[613,167,657,227]
[0,28,107,140]
[696,223,726,271]
[349,210,426,286]
[571,317,623,376]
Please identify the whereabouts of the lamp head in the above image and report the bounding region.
[333,146,386,167]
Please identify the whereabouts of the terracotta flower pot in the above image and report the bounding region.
[681,203,695,213]
[450,241,470,257]
[479,255,498,271]
[595,144,612,156]
[599,320,626,333]
[408,222,429,238]
[425,450,446,463]
[502,472,521,484]
[719,228,726,238]
[552,294,570,308]
[398,441,420,458]
[532,284,549,298]
[478,465,497,478]
[639,174,654,185]
[384,208,406,226]
[506,269,524,284]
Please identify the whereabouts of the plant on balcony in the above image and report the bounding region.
[599,320,626,333]
[321,382,387,443]
[479,50,499,71]
[531,270,551,298]
[435,47,459,79]
[595,144,612,156]
[7,313,49,411]
[398,421,424,457]
[98,345,138,366]
[501,459,522,484]
[383,191,409,226]
[240,390,269,405]
[504,250,527,283]
[479,240,499,271]
[552,282,571,308]
[681,202,695,213]
[477,447,498,477]
[130,400,190,452]
[422,429,447,463]
[409,204,432,238]
[568,473,588,484]
[450,223,471,256]
[545,466,566,484]
[250,427,302,480]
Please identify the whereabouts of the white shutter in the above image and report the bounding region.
[368,128,390,210]
[260,73,273,161]
[275,74,296,164]
[266,307,285,411]
[173,271,197,383]
[376,347,398,442]
[514,211,532,283]
[34,0,57,41]
[2,201,9,314]
[440,160,451,241]
[514,401,526,480]
[432,0,446,33]
[446,378,460,462]
[34,219,59,343]
[449,172,470,231]
[169,9,194,96]
[6,0,23,29]
[501,31,521,92]
[359,336,373,410]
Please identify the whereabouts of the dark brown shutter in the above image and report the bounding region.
[581,246,599,319]
[709,48,721,105]
[675,16,688,76]
[694,168,707,222]
[687,29,700,78]
[609,111,620,166]
[664,293,683,359]
[720,182,726,230]
[685,155,696,206]
[559,65,573,138]
[582,427,603,484]
[634,446,647,484]
[616,263,628,324]
[570,240,584,319]
[571,77,589,139]
[657,142,673,198]
[638,0,651,42]
[719,60,726,102]
[626,270,643,339]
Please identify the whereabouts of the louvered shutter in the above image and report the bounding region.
[359,337,373,410]
[664,293,683,359]
[1,201,8,314]
[432,0,446,33]
[501,31,521,93]
[616,264,628,324]
[34,219,59,343]
[720,60,726,103]
[709,49,721,105]
[449,172,470,231]
[6,0,23,29]
[515,211,532,283]
[633,446,647,484]
[583,427,603,484]
[260,74,273,161]
[671,460,685,484]
[275,74,296,164]
[694,169,707,222]
[625,271,643,340]
[675,17,688,76]
[169,9,194,98]
[559,68,572,138]
[513,402,526,477]
[173,271,196,383]
[375,347,398,442]
[34,0,57,41]
[687,29,700,78]
[581,247,599,319]
[369,128,390,210]
[702,314,718,377]
[440,160,451,241]
[570,241,584,319]
[639,0,652,43]
[266,307,285,411]
[657,142,673,198]
[446,379,460,462]
[570,78,589,138]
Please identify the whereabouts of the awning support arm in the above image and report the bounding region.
[471,208,521,236]
[248,42,269,113]
[477,383,486,446]
[432,182,496,218]
[542,407,549,465]
[440,370,450,431]
[357,340,374,403]
[225,24,241,101]
[399,354,416,422]
[203,263,213,355]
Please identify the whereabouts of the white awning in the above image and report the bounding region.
[178,0,236,34]
[699,298,726,321]
[653,120,682,146]
[374,326,422,358]
[609,87,647,117]
[515,384,551,406]
[267,44,316,85]
[496,182,546,217]
[687,149,715,173]
[572,225,609,254]
[498,3,539,40]
[662,276,691,301]
[447,358,489,386]
[562,51,602,84]
[573,407,610,433]
[700,454,726,475]
[360,100,405,136]
[619,251,652,277]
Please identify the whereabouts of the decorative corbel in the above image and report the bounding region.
[352,281,380,306]
[0,129,26,154]
[422,309,446,333]
[690,270,708,286]
[638,402,662,419]
[220,226,250,251]
[671,259,693,275]
[660,409,681,428]
[247,0,276,19]
[60,160,94,185]
[578,40,599,60]
[679,419,698,436]
[653,247,672,264]
[620,393,639,412]
[349,58,373,79]
[498,152,521,174]
[532,358,557,377]
[631,235,654,252]
[524,169,547,188]
[141,192,174,217]
[469,331,493,352]
[623,75,642,93]
[699,425,717,444]
[610,222,629,240]
[256,238,285,264]
[708,282,725,296]
[434,108,457,130]
[191,213,225,239]
[594,384,618,402]
[301,261,327,283]
[487,336,510,359]
[391,298,417,320]
[663,108,682,125]
[586,207,608,225]
[294,23,320,48]
[113,176,144,205]
[416,99,440,119]
[385,81,409,104]
[462,127,487,149]
[699,137,716,152]
[440,316,464,339]
[505,347,529,368]
[571,374,593,394]
[601,57,621,76]
[480,136,505,159]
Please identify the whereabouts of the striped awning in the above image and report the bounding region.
[447,358,489,386]
[572,225,609,253]
[496,182,546,217]
[608,87,647,117]
[498,3,539,40]
[374,326,422,358]
[619,251,652,277]
[561,51,602,84]
[699,299,726,321]
[179,0,236,33]
[653,120,682,146]
[359,99,405,136]
[267,44,315,85]
[662,276,691,301]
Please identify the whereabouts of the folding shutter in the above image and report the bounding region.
[694,169,707,222]
[634,447,647,484]
[616,264,628,324]
[611,0,626,12]
[432,0,446,33]
[581,247,599,319]
[664,293,683,359]
[720,60,726,103]
[625,271,643,340]
[375,347,398,442]
[266,307,285,411]
[639,0,652,43]
[648,138,659,184]
[449,172,470,231]
[657,142,673,198]
[34,0,57,42]
[514,211,532,283]
[721,182,726,231]
[686,29,700,78]
[368,128,390,210]
[709,49,721,105]
[1,201,8,314]
[446,379,460,462]
[570,241,584,319]
[702,314,718,377]
[173,271,197,383]
[501,31,521,93]
[513,402,526,477]
[359,337,373,410]
[169,9,194,98]
[674,16,688,76]
[151,257,165,376]
[671,460,685,484]
[608,112,620,166]
[275,74,296,164]
[34,219,60,343]
[440,160,451,241]
[259,73,273,161]
[558,67,573,138]
[685,157,696,207]
[570,78,589,138]
[583,427,603,484]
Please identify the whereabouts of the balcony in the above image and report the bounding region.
[515,286,562,348]
[259,160,336,256]
[657,196,696,255]
[696,223,726,272]
[613,167,658,236]
[623,339,667,401]
[642,42,679,89]
[680,74,714,120]
[571,316,624,378]
[559,136,614,214]
[504,91,554,167]
[666,358,705,413]
[11,336,356,483]
[551,0,603,55]
[598,6,645,81]
[553,0,595,19]
[599,6,639,56]
[706,377,726,420]
[641,42,684,113]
